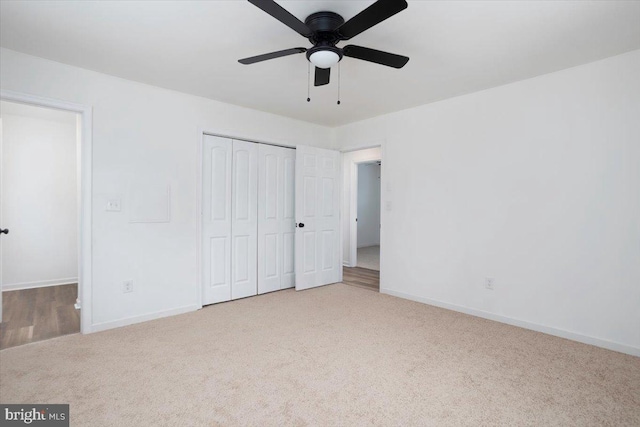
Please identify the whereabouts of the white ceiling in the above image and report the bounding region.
[1,1,639,127]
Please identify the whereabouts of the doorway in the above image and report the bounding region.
[355,161,381,271]
[341,147,382,292]
[0,100,81,348]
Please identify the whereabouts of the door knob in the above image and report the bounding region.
[0,229,8,235]
[297,223,305,228]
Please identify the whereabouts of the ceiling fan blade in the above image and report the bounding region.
[343,45,409,69]
[238,47,307,65]
[337,0,408,40]
[314,67,330,86]
[248,0,313,37]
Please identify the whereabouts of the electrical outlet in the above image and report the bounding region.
[106,199,121,212]
[485,278,494,290]
[123,280,134,293]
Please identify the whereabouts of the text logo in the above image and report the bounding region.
[1,405,69,426]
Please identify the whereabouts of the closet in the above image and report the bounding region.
[201,135,295,305]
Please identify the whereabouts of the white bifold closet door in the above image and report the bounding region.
[202,135,258,305]
[202,135,233,305]
[203,136,341,303]
[294,145,342,291]
[231,140,258,300]
[257,144,296,294]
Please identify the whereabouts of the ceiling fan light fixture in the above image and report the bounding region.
[307,46,342,69]
[239,0,411,89]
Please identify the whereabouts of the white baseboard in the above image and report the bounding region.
[381,288,640,357]
[2,277,79,291]
[90,304,199,333]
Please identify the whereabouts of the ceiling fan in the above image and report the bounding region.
[238,0,410,87]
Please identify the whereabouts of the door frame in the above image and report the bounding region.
[0,89,93,334]
[195,129,295,308]
[341,145,383,270]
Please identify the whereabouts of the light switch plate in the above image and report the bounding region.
[106,199,121,212]
[122,279,133,293]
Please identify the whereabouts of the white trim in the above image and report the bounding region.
[0,89,93,334]
[91,304,199,333]
[350,160,359,267]
[340,141,385,153]
[203,129,297,149]
[196,128,204,309]
[3,278,79,291]
[381,288,640,357]
[338,153,344,283]
[379,142,387,292]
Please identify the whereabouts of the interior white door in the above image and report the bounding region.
[0,117,3,319]
[202,135,232,305]
[257,144,295,294]
[295,145,342,291]
[231,139,258,299]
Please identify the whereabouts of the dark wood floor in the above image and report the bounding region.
[342,267,380,291]
[1,284,80,350]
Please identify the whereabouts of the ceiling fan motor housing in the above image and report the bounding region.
[305,11,345,44]
[304,12,346,67]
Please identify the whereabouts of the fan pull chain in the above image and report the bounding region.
[307,62,311,102]
[337,62,341,105]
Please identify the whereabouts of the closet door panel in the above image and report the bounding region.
[258,145,282,294]
[280,149,296,289]
[258,144,296,293]
[295,146,341,291]
[231,140,258,300]
[202,135,232,305]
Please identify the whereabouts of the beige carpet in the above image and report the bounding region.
[357,245,380,270]
[1,284,639,426]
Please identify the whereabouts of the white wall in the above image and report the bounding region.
[334,50,640,356]
[341,147,381,266]
[357,163,381,248]
[1,105,78,289]
[0,48,333,331]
